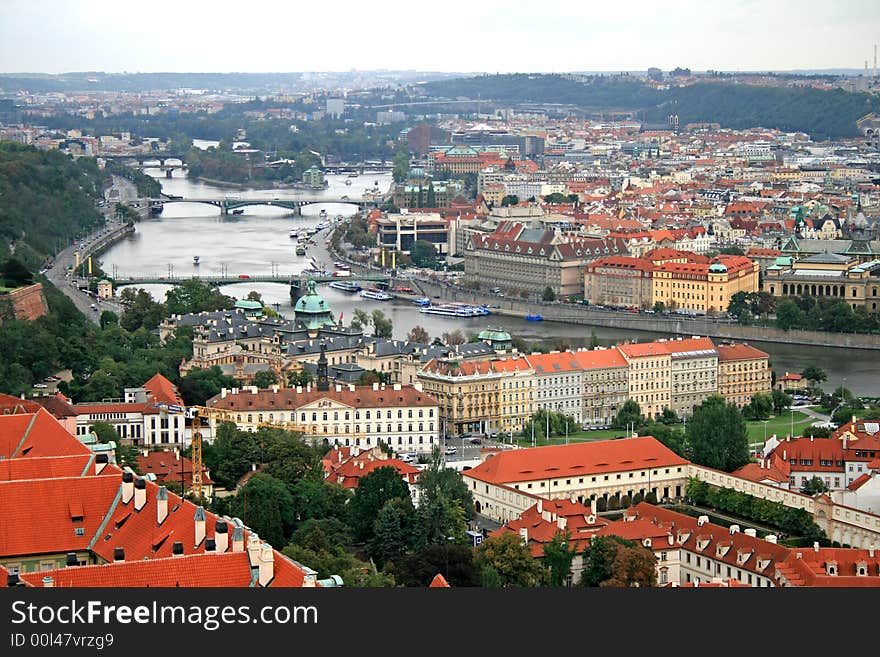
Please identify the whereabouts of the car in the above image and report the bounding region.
[469,438,482,445]
[238,274,251,279]
[488,431,500,439]
[398,452,416,463]
[444,447,457,455]
[33,384,48,389]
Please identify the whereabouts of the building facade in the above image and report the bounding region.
[716,343,772,408]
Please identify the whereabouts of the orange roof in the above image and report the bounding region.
[331,458,420,489]
[421,357,533,377]
[528,352,585,374]
[617,342,673,359]
[492,499,609,557]
[429,573,451,588]
[137,450,215,487]
[731,462,789,485]
[0,393,43,414]
[570,348,629,370]
[0,409,90,459]
[463,436,687,485]
[716,344,769,362]
[143,373,185,406]
[0,454,113,482]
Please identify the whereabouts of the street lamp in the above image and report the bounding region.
[763,420,769,443]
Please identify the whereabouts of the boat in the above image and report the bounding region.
[329,281,362,292]
[319,209,327,218]
[347,171,359,178]
[419,303,489,317]
[231,209,244,215]
[412,297,431,306]
[525,314,543,321]
[192,255,200,265]
[360,288,392,300]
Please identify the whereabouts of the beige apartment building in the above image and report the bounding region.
[572,348,630,427]
[617,342,672,420]
[716,343,772,408]
[667,337,719,418]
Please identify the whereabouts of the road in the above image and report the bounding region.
[43,176,137,324]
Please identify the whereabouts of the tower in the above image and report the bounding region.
[316,342,329,392]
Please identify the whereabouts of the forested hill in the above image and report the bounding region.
[0,142,108,267]
[422,74,880,139]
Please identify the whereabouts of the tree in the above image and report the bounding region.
[351,308,370,332]
[659,407,679,425]
[164,279,234,316]
[394,544,479,587]
[392,147,410,183]
[642,423,688,458]
[442,329,466,346]
[801,366,827,387]
[369,499,414,568]
[425,182,436,208]
[771,389,792,414]
[371,309,393,338]
[542,286,556,302]
[500,194,519,207]
[261,428,324,487]
[204,422,261,489]
[543,530,577,586]
[227,473,295,548]
[687,395,750,472]
[116,443,141,474]
[1,258,33,287]
[653,301,665,313]
[801,476,829,495]
[349,465,412,542]
[407,325,430,344]
[601,544,657,587]
[744,393,773,420]
[179,366,237,406]
[99,310,119,329]
[410,240,438,268]
[473,533,547,587]
[289,478,352,524]
[287,369,313,387]
[612,399,644,431]
[481,564,503,588]
[252,370,278,389]
[776,299,805,330]
[417,463,475,520]
[90,420,119,444]
[589,329,600,349]
[581,535,631,587]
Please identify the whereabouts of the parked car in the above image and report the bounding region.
[469,437,482,445]
[444,447,457,455]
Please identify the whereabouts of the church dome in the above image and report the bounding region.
[294,280,335,332]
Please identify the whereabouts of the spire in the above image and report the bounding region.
[316,342,329,392]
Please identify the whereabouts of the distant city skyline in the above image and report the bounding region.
[2,0,880,75]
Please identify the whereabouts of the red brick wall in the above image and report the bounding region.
[2,283,49,321]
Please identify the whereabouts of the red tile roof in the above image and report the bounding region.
[493,499,609,557]
[0,409,90,459]
[716,343,770,362]
[330,458,420,489]
[421,357,533,377]
[570,348,629,370]
[143,373,185,406]
[429,573,451,588]
[0,454,112,482]
[0,393,43,414]
[463,436,687,485]
[137,450,215,488]
[731,462,789,485]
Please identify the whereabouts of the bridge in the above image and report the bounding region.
[149,195,381,215]
[114,273,392,300]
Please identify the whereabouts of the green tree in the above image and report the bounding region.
[581,535,634,587]
[481,564,503,588]
[164,279,235,316]
[687,395,750,472]
[771,389,792,414]
[653,301,665,314]
[371,309,393,338]
[289,478,352,524]
[369,498,414,568]
[98,310,118,329]
[252,370,278,389]
[659,407,679,425]
[417,462,475,520]
[543,530,577,586]
[351,308,370,332]
[287,369,313,387]
[801,366,827,387]
[589,329,600,349]
[204,422,261,489]
[641,423,688,458]
[542,192,570,204]
[410,240,438,268]
[227,473,295,548]
[801,475,829,495]
[500,194,519,207]
[775,299,805,330]
[349,465,412,542]
[613,399,645,431]
[119,288,165,332]
[542,286,556,302]
[392,147,410,183]
[393,544,479,587]
[261,428,323,486]
[116,443,141,474]
[602,543,657,587]
[90,420,119,444]
[744,393,774,420]
[179,366,237,406]
[473,533,547,587]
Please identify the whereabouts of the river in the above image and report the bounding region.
[98,169,880,396]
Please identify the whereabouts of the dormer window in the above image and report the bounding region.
[643,538,652,548]
[857,561,867,576]
[826,561,837,576]
[696,536,710,551]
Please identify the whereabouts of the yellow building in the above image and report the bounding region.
[617,342,672,420]
[763,252,880,312]
[417,356,535,436]
[716,343,772,408]
[652,255,759,313]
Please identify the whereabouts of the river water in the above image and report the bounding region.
[98,169,880,396]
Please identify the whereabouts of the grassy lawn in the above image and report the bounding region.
[746,411,813,447]
[513,428,631,447]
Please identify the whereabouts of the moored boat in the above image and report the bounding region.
[329,281,362,292]
[360,287,392,300]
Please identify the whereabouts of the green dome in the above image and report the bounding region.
[235,299,263,310]
[479,328,512,342]
[850,267,865,274]
[708,263,728,273]
[294,280,335,331]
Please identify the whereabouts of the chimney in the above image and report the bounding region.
[172,541,184,556]
[247,534,262,568]
[744,528,757,537]
[302,566,318,588]
[95,453,109,475]
[519,527,528,543]
[870,545,876,558]
[537,499,543,513]
[42,576,55,588]
[134,477,147,511]
[783,449,787,461]
[232,526,245,553]
[121,471,135,504]
[194,506,206,547]
[221,388,227,399]
[157,486,168,524]
[765,534,777,544]
[591,497,597,515]
[258,543,274,587]
[557,516,567,531]
[7,573,21,587]
[373,382,379,391]
[65,552,78,567]
[215,521,229,553]
[813,542,820,553]
[272,384,279,393]
[205,538,217,552]
[729,524,740,535]
[697,515,708,527]
[113,547,125,562]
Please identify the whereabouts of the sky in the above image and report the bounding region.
[2,0,879,74]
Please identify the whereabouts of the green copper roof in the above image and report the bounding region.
[235,299,263,310]
[479,328,511,342]
[295,280,331,314]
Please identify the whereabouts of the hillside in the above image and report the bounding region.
[0,142,108,267]
[422,74,880,139]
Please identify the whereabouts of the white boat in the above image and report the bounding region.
[360,288,392,301]
[290,229,297,238]
[192,255,200,265]
[419,303,490,317]
[329,281,362,292]
[319,209,327,218]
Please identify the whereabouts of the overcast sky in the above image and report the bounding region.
[2,0,879,74]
